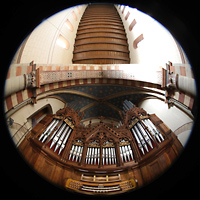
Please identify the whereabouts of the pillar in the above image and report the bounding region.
[5,75,26,97]
[5,70,39,97]
[79,142,88,166]
[129,138,141,161]
[61,138,73,161]
[162,65,196,97]
[99,144,103,168]
[177,75,196,96]
[114,142,123,167]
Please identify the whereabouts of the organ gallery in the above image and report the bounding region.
[18,100,182,195]
[4,2,197,197]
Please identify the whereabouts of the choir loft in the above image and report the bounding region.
[4,3,196,196]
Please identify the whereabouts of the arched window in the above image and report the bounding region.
[125,11,130,20]
[76,6,81,14]
[65,19,74,32]
[56,34,70,49]
[72,11,77,21]
[129,19,136,31]
[133,34,144,49]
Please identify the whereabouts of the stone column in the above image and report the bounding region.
[5,70,38,97]
[162,65,196,97]
[5,75,26,97]
[79,142,88,166]
[177,75,196,97]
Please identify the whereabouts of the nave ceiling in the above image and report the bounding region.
[54,85,150,121]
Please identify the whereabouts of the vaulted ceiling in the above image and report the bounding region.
[54,85,150,121]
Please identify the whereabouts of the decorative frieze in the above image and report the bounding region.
[39,64,162,85]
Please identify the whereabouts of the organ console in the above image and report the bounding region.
[19,100,183,195]
[65,178,137,194]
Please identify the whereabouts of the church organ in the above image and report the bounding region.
[18,100,183,195]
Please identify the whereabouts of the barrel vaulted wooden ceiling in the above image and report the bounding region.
[72,4,130,64]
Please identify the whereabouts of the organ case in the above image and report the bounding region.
[18,101,183,195]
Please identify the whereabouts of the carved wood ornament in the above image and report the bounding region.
[19,99,183,195]
[26,99,183,176]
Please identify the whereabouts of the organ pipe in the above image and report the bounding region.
[46,121,62,144]
[98,148,100,165]
[39,119,59,142]
[125,145,130,161]
[79,146,83,162]
[128,145,134,160]
[108,148,112,164]
[122,146,127,162]
[51,123,67,149]
[54,127,68,152]
[88,148,92,164]
[58,128,72,155]
[86,148,89,164]
[39,119,56,141]
[137,122,153,149]
[69,145,75,160]
[91,148,95,164]
[68,144,83,163]
[143,119,160,142]
[36,100,167,168]
[72,145,78,161]
[94,148,97,165]
[144,119,164,142]
[131,127,145,155]
[119,147,124,162]
[83,147,117,166]
[134,125,149,152]
[55,126,69,153]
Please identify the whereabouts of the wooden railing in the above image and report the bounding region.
[81,174,121,183]
[11,121,32,146]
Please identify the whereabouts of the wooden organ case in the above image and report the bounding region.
[18,100,183,195]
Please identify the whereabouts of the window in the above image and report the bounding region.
[129,19,136,31]
[133,34,144,49]
[125,11,130,20]
[72,11,77,21]
[56,34,70,49]
[65,19,74,32]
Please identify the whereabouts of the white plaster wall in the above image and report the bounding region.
[8,97,65,146]
[18,4,87,65]
[138,98,193,147]
[116,5,185,67]
[177,130,191,147]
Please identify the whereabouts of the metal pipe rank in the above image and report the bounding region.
[50,123,67,149]
[58,128,72,155]
[39,119,59,142]
[69,144,83,162]
[131,127,145,155]
[46,121,63,144]
[54,126,69,152]
[134,125,149,153]
[143,119,164,142]
[137,122,153,149]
